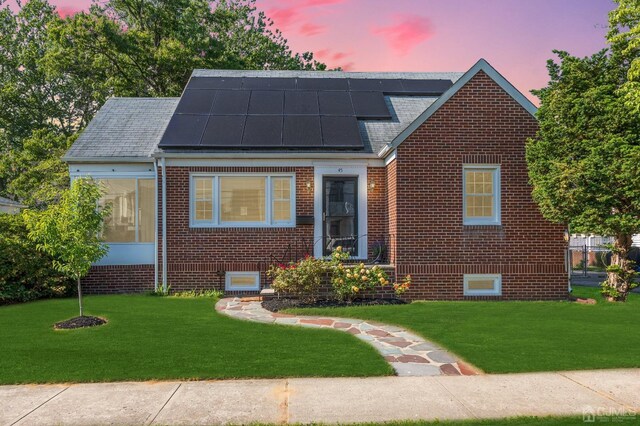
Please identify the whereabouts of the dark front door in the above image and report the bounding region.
[323,177,358,256]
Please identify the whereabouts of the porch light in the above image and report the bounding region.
[369,179,375,191]
[306,181,312,191]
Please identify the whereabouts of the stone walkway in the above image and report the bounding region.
[216,297,479,377]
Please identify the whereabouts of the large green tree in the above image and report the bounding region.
[608,0,640,112]
[0,0,96,197]
[527,40,640,299]
[0,0,327,207]
[45,0,326,98]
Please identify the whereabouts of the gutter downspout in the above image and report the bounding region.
[161,157,167,293]
[154,160,159,292]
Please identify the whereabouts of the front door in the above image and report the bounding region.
[323,177,358,256]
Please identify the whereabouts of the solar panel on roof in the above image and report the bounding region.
[350,91,391,119]
[297,78,348,91]
[284,91,318,115]
[400,79,452,94]
[188,77,242,89]
[242,77,296,90]
[174,89,216,114]
[211,90,250,115]
[318,91,354,116]
[248,91,284,115]
[160,114,208,146]
[283,116,322,147]
[242,115,283,146]
[320,116,362,148]
[348,79,382,91]
[379,79,405,93]
[201,115,245,146]
[159,73,454,150]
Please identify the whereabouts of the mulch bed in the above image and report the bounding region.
[54,316,107,330]
[262,298,406,312]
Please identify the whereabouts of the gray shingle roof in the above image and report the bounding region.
[360,96,438,154]
[64,97,179,161]
[192,69,464,81]
[65,70,466,161]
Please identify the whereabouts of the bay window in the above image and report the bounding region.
[191,174,295,227]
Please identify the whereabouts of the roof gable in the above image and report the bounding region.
[378,59,537,158]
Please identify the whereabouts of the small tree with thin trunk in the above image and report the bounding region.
[23,178,108,316]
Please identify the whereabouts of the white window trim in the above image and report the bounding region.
[313,165,368,260]
[462,164,501,226]
[189,173,296,228]
[464,274,502,296]
[225,271,260,291]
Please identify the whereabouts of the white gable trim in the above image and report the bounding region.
[378,59,538,158]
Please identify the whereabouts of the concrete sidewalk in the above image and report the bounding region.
[2,369,639,425]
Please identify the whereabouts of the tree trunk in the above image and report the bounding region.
[604,234,635,302]
[77,276,84,317]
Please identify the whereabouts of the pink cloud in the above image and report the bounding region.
[57,5,80,18]
[267,7,299,30]
[301,0,346,6]
[339,62,355,71]
[372,16,434,56]
[299,22,326,36]
[313,48,354,69]
[332,51,349,61]
[265,0,346,33]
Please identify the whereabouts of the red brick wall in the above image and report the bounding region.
[386,160,397,264]
[366,166,389,259]
[158,166,315,291]
[392,71,567,300]
[83,265,154,294]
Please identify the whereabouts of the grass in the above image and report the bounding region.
[0,295,392,384]
[355,417,589,426]
[286,286,640,374]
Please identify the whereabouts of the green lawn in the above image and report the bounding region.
[357,417,587,426]
[0,295,392,384]
[286,286,640,374]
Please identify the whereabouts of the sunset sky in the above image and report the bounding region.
[46,0,615,103]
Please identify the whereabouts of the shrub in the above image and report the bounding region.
[329,246,411,301]
[267,256,327,301]
[331,261,387,301]
[0,213,72,304]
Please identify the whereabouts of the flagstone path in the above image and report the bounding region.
[215,297,480,377]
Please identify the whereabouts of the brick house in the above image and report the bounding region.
[64,59,568,300]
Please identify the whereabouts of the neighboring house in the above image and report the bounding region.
[64,59,567,300]
[0,196,25,214]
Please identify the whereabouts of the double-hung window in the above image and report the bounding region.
[191,174,295,227]
[463,165,501,225]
